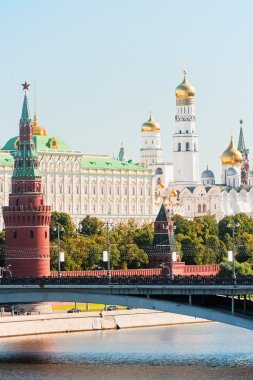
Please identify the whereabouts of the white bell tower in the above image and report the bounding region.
[173,71,200,189]
[140,112,163,166]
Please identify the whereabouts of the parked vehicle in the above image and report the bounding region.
[107,305,118,311]
[67,308,81,313]
[13,308,25,315]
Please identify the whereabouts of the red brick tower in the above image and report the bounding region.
[2,82,51,276]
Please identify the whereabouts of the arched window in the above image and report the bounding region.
[155,168,163,175]
[16,199,19,206]
[203,204,206,213]
[45,231,48,239]
[178,143,181,151]
[13,230,17,239]
[194,143,197,151]
[186,142,190,151]
[30,230,34,239]
[198,204,201,213]
[186,130,188,133]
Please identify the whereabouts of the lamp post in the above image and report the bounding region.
[53,225,64,277]
[227,221,239,284]
[104,220,113,278]
[169,223,177,280]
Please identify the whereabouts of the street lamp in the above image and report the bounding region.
[169,223,177,280]
[103,220,113,278]
[227,221,240,284]
[53,225,64,277]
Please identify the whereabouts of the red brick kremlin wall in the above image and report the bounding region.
[51,263,220,277]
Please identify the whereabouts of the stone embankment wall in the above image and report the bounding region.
[0,310,208,338]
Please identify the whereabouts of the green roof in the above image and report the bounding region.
[0,150,149,172]
[1,135,72,152]
[0,152,13,167]
[82,156,150,171]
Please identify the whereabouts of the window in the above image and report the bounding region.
[186,130,188,133]
[30,230,34,239]
[194,143,197,151]
[155,168,163,175]
[45,231,48,239]
[186,142,190,151]
[203,204,206,213]
[178,142,181,151]
[13,230,17,239]
[198,204,201,213]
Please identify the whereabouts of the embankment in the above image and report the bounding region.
[0,309,209,338]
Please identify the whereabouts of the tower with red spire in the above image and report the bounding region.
[2,82,51,276]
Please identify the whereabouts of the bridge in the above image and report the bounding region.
[1,275,253,330]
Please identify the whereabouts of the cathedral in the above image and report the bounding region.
[142,71,253,220]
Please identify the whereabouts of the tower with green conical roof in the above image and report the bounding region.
[238,119,249,185]
[3,82,51,277]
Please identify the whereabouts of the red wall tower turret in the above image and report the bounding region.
[2,82,51,276]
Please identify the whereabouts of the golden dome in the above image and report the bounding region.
[157,182,166,190]
[221,136,243,166]
[169,190,178,198]
[33,114,47,136]
[141,112,160,132]
[175,70,195,98]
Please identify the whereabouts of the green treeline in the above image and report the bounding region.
[46,212,253,275]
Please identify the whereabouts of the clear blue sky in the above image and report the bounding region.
[0,0,252,179]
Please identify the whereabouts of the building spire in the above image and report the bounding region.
[238,119,246,153]
[118,143,126,162]
[13,82,41,179]
[20,88,32,125]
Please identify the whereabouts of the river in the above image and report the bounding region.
[0,322,253,379]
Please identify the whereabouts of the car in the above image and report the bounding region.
[67,308,81,313]
[13,308,25,315]
[107,305,118,311]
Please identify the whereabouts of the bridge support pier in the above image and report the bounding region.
[189,294,192,305]
[231,294,234,314]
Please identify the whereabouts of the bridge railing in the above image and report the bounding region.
[0,275,253,286]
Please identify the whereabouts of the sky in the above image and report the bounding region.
[0,0,252,179]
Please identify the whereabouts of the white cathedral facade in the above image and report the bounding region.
[140,71,253,221]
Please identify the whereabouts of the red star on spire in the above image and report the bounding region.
[21,81,30,91]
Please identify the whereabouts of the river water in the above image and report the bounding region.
[0,322,253,379]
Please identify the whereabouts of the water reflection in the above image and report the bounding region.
[0,323,253,379]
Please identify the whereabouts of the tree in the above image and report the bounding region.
[206,235,227,263]
[80,215,104,237]
[194,215,218,243]
[125,244,149,269]
[172,214,195,238]
[50,212,76,240]
[133,223,154,247]
[218,213,253,241]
